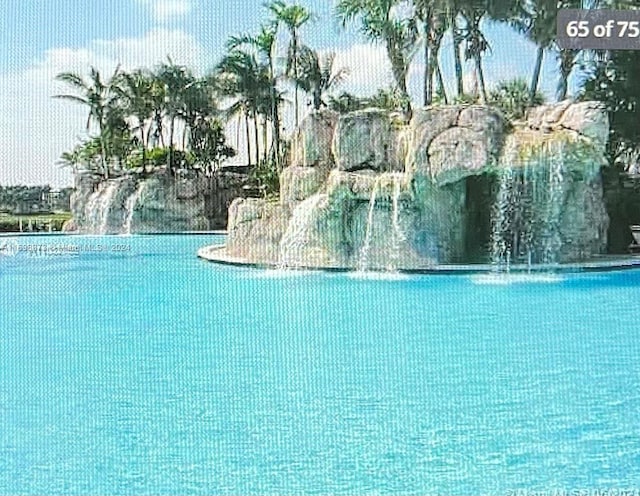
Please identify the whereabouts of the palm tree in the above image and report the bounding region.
[228,23,283,166]
[414,0,455,105]
[58,138,104,176]
[450,2,465,98]
[556,47,578,100]
[423,3,446,105]
[295,46,349,110]
[112,69,156,169]
[153,60,198,171]
[336,0,419,117]
[179,77,217,150]
[216,50,270,166]
[505,0,558,103]
[58,149,83,174]
[268,0,313,129]
[458,1,491,104]
[54,66,121,178]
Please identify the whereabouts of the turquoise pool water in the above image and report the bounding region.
[1,235,639,495]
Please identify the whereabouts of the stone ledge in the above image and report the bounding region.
[198,245,640,275]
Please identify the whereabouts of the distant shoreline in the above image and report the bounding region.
[0,212,72,233]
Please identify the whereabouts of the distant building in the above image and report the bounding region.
[48,188,73,212]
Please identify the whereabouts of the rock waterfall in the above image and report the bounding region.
[222,101,611,270]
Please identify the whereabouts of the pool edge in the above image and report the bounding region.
[197,245,640,275]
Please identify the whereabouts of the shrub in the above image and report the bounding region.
[250,159,280,199]
[126,147,195,172]
[489,79,544,121]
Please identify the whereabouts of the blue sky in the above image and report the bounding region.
[0,0,568,187]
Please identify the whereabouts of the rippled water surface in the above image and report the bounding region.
[1,235,639,494]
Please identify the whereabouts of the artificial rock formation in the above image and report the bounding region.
[225,101,611,269]
[65,167,252,234]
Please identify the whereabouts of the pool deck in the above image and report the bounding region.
[197,245,640,275]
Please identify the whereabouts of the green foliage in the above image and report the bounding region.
[451,93,480,105]
[489,79,545,121]
[335,0,417,113]
[58,138,103,174]
[250,159,280,199]
[126,147,195,171]
[366,87,411,113]
[327,92,366,114]
[582,50,640,166]
[294,46,348,110]
[327,87,411,114]
[56,59,238,178]
[190,117,237,175]
[581,49,640,252]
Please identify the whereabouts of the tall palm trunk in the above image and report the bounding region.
[313,88,322,110]
[292,32,300,129]
[269,56,280,168]
[155,111,165,148]
[273,104,282,168]
[557,49,575,101]
[386,40,411,115]
[424,51,433,105]
[99,138,109,179]
[262,116,269,163]
[475,55,487,104]
[436,61,448,104]
[253,110,260,165]
[425,31,444,106]
[138,116,148,172]
[236,114,241,150]
[137,116,147,150]
[451,13,464,97]
[423,15,432,106]
[168,116,176,171]
[245,112,252,167]
[98,115,109,179]
[530,45,544,104]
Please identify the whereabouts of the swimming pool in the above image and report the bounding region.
[1,235,639,494]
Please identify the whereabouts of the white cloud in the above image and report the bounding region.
[0,29,202,187]
[137,0,192,24]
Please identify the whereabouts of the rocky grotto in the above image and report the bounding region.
[223,101,610,270]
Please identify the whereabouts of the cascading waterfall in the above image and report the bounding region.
[97,182,119,234]
[278,194,324,269]
[356,174,407,273]
[540,141,565,265]
[356,177,381,272]
[123,184,143,235]
[83,189,103,233]
[388,173,406,272]
[491,166,516,270]
[83,182,119,234]
[490,138,566,270]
